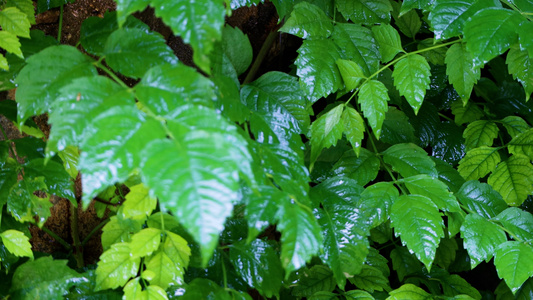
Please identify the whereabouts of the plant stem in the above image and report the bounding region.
[81,218,108,246]
[94,60,129,89]
[243,29,278,84]
[57,5,64,42]
[38,224,72,250]
[70,203,84,268]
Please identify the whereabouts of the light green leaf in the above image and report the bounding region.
[371,24,404,63]
[114,0,150,26]
[150,0,225,73]
[429,0,501,40]
[296,39,343,101]
[464,8,522,68]
[292,265,336,297]
[229,240,283,298]
[446,43,481,104]
[0,31,22,58]
[119,183,157,221]
[101,215,142,250]
[391,194,444,271]
[10,257,87,300]
[392,54,431,114]
[494,241,533,293]
[331,148,381,186]
[494,208,533,242]
[310,104,344,169]
[145,231,190,289]
[342,106,365,156]
[391,247,422,281]
[509,128,533,160]
[500,116,530,138]
[488,154,533,206]
[5,0,35,24]
[386,284,431,300]
[279,2,333,39]
[0,229,33,259]
[0,53,8,70]
[104,28,178,79]
[358,80,389,138]
[129,228,161,259]
[382,143,438,178]
[95,243,140,291]
[336,59,366,91]
[335,0,392,25]
[0,7,30,38]
[463,120,499,151]
[332,23,380,77]
[15,45,97,126]
[460,213,507,268]
[123,278,168,300]
[506,44,533,101]
[456,181,507,219]
[213,75,248,124]
[349,265,390,293]
[58,146,79,178]
[401,174,460,212]
[457,146,501,181]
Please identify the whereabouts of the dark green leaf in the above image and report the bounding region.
[392,1,421,38]
[279,2,333,39]
[463,120,499,151]
[460,213,507,268]
[337,59,366,91]
[342,106,365,155]
[451,101,484,126]
[391,246,422,281]
[244,185,284,241]
[331,148,380,186]
[457,147,501,181]
[332,23,380,77]
[349,265,389,293]
[432,157,465,193]
[7,177,52,225]
[213,75,248,124]
[221,25,253,75]
[399,0,433,15]
[506,44,533,101]
[434,238,459,270]
[381,107,416,145]
[37,0,74,13]
[488,154,533,206]
[371,24,404,63]
[494,241,533,293]
[494,207,533,242]
[358,80,389,138]
[456,180,507,219]
[292,265,336,297]
[335,0,392,25]
[383,143,438,178]
[24,158,75,202]
[392,54,431,114]
[310,104,344,169]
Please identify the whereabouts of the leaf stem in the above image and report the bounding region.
[243,29,278,85]
[81,218,108,246]
[94,60,129,89]
[70,203,84,268]
[36,224,72,250]
[57,5,64,42]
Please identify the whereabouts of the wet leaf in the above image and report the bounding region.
[401,174,460,212]
[358,80,389,138]
[506,44,533,101]
[310,104,344,169]
[386,284,431,300]
[332,23,380,77]
[372,24,404,63]
[342,106,365,155]
[494,207,533,242]
[463,120,499,151]
[145,231,190,289]
[460,213,507,268]
[488,154,533,206]
[382,143,438,178]
[280,2,333,39]
[494,241,533,293]
[458,147,501,181]
[456,181,507,219]
[335,0,392,25]
[0,230,32,259]
[446,43,481,104]
[292,265,336,297]
[331,148,380,186]
[392,54,431,114]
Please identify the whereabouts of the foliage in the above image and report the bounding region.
[1,0,533,298]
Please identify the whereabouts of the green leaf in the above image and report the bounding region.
[244,185,283,241]
[429,0,501,40]
[463,120,499,150]
[10,257,87,299]
[349,265,390,293]
[230,0,262,9]
[434,272,482,299]
[401,174,460,212]
[457,146,501,181]
[292,265,336,297]
[381,107,416,145]
[136,63,216,117]
[0,31,22,58]
[145,231,190,289]
[500,116,530,138]
[7,177,52,225]
[392,1,421,38]
[335,0,392,25]
[342,106,365,156]
[506,44,533,101]
[213,75,248,124]
[276,198,322,276]
[221,25,253,75]
[15,45,97,126]
[24,158,75,202]
[391,246,422,281]
[451,101,484,126]
[344,289,375,300]
[336,59,366,91]
[518,20,533,57]
[488,154,533,206]
[509,128,533,160]
[123,278,168,300]
[5,0,35,24]
[386,284,431,300]
[119,183,157,221]
[229,240,283,298]
[101,215,142,250]
[382,143,438,178]
[358,182,398,228]
[460,213,507,268]
[399,0,433,15]
[494,241,533,293]
[58,146,79,178]
[36,0,74,13]
[417,38,447,66]
[456,180,507,219]
[295,39,343,101]
[392,54,431,114]
[129,228,161,259]
[310,104,344,169]
[494,207,533,242]
[279,2,333,39]
[332,23,380,77]
[446,43,481,104]
[114,0,150,26]
[464,8,522,69]
[391,194,444,271]
[358,80,389,138]
[371,24,404,63]
[0,53,8,71]
[0,230,32,259]
[0,7,30,38]
[432,157,466,193]
[95,243,140,290]
[331,148,380,186]
[434,238,459,270]
[103,28,178,79]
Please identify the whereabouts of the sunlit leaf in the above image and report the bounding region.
[95,243,140,291]
[0,230,32,259]
[145,231,190,289]
[129,228,161,259]
[386,284,431,300]
[488,154,533,206]
[119,183,157,221]
[500,116,530,138]
[494,208,533,242]
[509,128,533,160]
[463,120,499,151]
[457,147,501,181]
[123,278,168,300]
[0,7,30,38]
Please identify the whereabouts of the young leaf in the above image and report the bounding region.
[463,120,499,151]
[494,207,533,242]
[342,106,365,155]
[371,24,404,63]
[335,0,392,25]
[392,54,431,114]
[0,31,22,58]
[332,23,380,77]
[464,8,522,68]
[457,146,501,181]
[506,44,533,101]
[101,215,142,250]
[295,39,343,102]
[428,0,501,40]
[500,116,530,138]
[391,195,444,271]
[494,241,533,293]
[310,104,344,168]
[0,230,33,259]
[119,183,157,221]
[331,148,381,186]
[460,213,507,268]
[445,43,481,104]
[401,174,460,212]
[123,278,168,300]
[15,45,97,126]
[5,0,35,24]
[488,154,533,206]
[387,284,431,300]
[456,181,507,219]
[103,28,178,79]
[336,59,366,91]
[95,243,140,291]
[382,143,438,178]
[279,2,333,39]
[508,128,533,160]
[0,7,30,38]
[129,228,161,259]
[229,240,283,298]
[358,80,389,138]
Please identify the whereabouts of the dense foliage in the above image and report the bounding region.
[1,0,533,298]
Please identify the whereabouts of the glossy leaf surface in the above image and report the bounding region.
[487,154,533,206]
[392,54,431,114]
[460,213,507,268]
[383,143,437,178]
[445,43,480,103]
[359,80,389,138]
[279,2,333,39]
[494,241,533,293]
